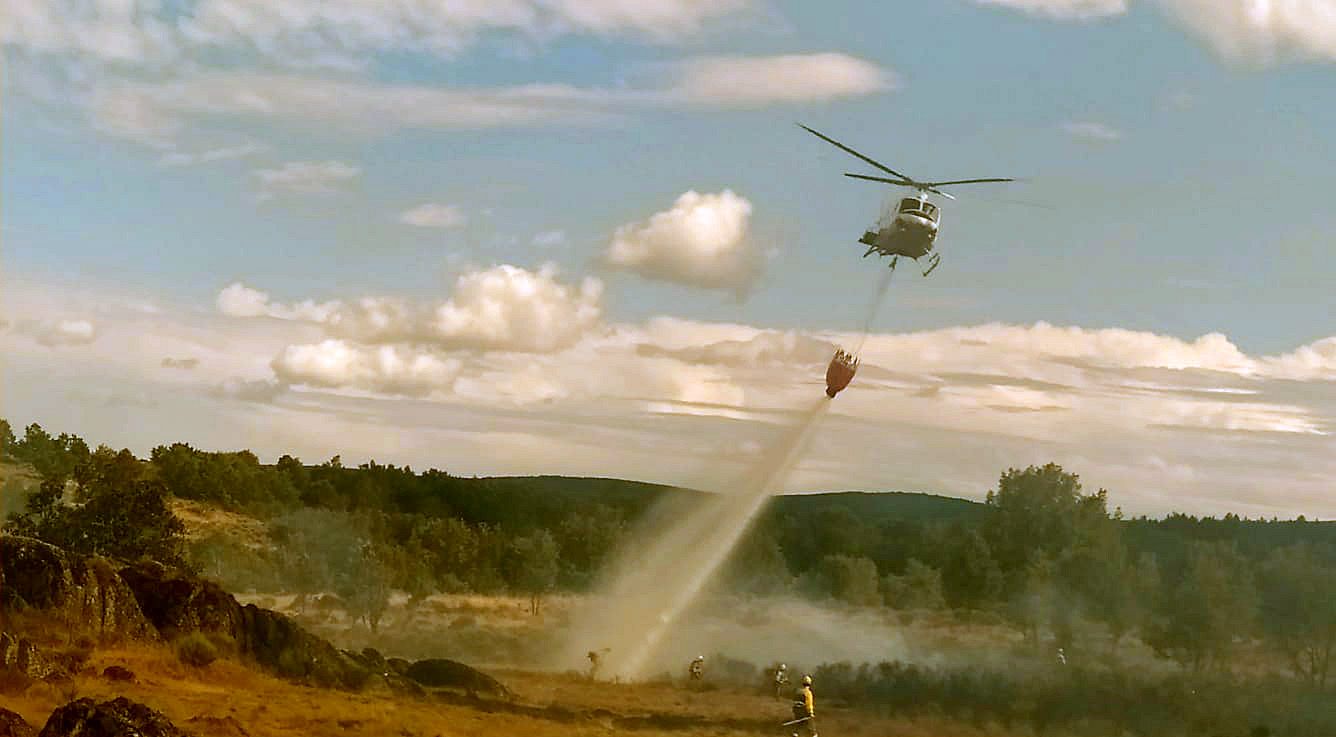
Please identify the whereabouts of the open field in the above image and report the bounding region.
[1,643,999,737]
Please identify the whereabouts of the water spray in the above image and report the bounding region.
[558,398,829,680]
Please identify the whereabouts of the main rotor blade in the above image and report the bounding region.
[799,124,914,182]
[920,178,1015,186]
[844,173,916,187]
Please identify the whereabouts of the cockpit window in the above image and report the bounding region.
[899,198,922,213]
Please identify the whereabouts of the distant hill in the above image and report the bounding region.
[770,490,986,525]
[475,476,986,530]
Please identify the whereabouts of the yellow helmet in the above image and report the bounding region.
[802,675,812,686]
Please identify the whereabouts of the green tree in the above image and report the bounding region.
[941,527,1003,608]
[8,446,186,566]
[984,464,1109,590]
[813,554,882,607]
[507,530,560,615]
[1258,543,1336,686]
[882,558,945,610]
[0,419,15,459]
[1151,542,1257,671]
[339,541,392,632]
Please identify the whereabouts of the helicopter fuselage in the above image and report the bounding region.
[859,199,940,260]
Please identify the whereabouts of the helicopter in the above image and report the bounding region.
[799,124,1015,276]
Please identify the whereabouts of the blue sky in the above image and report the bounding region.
[3,0,1335,516]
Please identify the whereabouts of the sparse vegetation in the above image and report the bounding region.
[173,633,218,668]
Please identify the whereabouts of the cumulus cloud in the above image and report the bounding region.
[1263,336,1336,380]
[225,264,604,353]
[974,0,1129,20]
[318,264,605,352]
[9,275,1334,517]
[1063,121,1123,143]
[272,340,461,396]
[399,203,466,229]
[432,264,604,352]
[254,160,359,198]
[216,282,341,322]
[30,319,99,347]
[1157,0,1336,64]
[603,190,761,295]
[975,0,1336,64]
[664,53,895,107]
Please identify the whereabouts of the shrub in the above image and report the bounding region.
[175,633,219,668]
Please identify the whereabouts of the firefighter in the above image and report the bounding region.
[790,674,816,737]
[774,663,789,699]
[688,655,704,681]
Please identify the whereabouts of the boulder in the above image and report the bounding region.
[118,561,371,691]
[102,666,135,682]
[38,697,189,737]
[0,632,59,680]
[0,708,34,737]
[405,659,510,697]
[0,537,155,642]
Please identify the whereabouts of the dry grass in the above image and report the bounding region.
[0,641,1017,737]
[170,499,271,550]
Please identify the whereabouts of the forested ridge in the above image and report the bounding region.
[4,417,1335,689]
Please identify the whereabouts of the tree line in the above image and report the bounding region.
[3,417,1335,685]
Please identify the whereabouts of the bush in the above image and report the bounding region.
[174,633,219,668]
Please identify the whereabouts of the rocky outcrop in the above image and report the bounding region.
[2,536,501,700]
[0,537,155,642]
[117,561,424,694]
[38,697,190,737]
[0,632,59,680]
[405,658,510,697]
[0,708,35,737]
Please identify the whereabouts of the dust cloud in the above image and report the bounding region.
[557,397,830,680]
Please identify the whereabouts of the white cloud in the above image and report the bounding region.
[399,203,466,229]
[82,52,893,146]
[227,264,605,354]
[432,263,604,352]
[216,282,341,322]
[664,53,896,107]
[639,329,835,367]
[974,0,1129,20]
[2,0,755,68]
[34,319,99,346]
[159,142,263,167]
[532,229,568,248]
[272,340,460,396]
[254,160,360,198]
[1263,336,1336,380]
[603,190,761,295]
[975,0,1336,64]
[1063,121,1123,143]
[8,275,1336,518]
[1157,0,1336,64]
